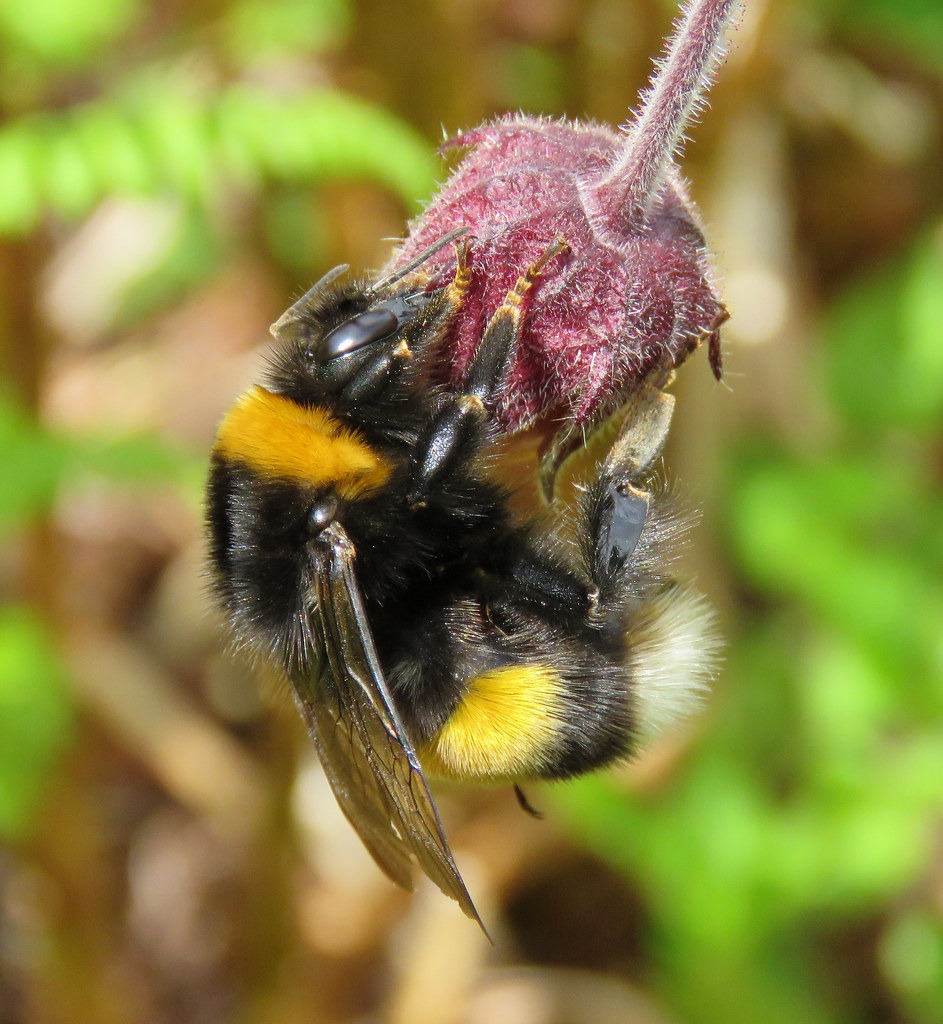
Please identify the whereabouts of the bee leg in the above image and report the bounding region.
[408,238,568,501]
[335,239,476,410]
[336,338,416,406]
[495,384,673,635]
[539,361,676,502]
[436,235,475,320]
[586,385,675,594]
[465,236,568,404]
[391,236,476,350]
[513,784,543,819]
[573,381,718,742]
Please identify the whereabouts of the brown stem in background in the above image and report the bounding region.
[0,238,46,411]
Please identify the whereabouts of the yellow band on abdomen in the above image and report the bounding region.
[213,386,392,498]
[420,663,565,783]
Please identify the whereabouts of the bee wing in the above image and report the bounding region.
[292,523,485,931]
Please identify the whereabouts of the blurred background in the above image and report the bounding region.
[1,0,942,1021]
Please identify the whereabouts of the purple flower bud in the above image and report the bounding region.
[385,0,739,473]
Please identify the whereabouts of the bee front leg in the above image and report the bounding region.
[335,338,416,407]
[326,240,477,408]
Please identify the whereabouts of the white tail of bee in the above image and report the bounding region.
[629,584,721,740]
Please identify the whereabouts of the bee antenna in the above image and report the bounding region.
[270,264,351,337]
[372,225,469,292]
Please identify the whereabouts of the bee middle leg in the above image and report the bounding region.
[408,237,569,501]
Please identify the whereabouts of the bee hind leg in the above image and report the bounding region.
[580,382,720,739]
[584,384,675,597]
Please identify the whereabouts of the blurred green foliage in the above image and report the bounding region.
[0,87,435,234]
[554,228,943,1021]
[826,227,943,432]
[0,388,202,839]
[0,0,141,67]
[0,605,71,841]
[549,13,943,1010]
[826,0,943,69]
[0,0,435,842]
[0,389,198,529]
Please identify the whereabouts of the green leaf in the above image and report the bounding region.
[0,605,73,839]
[0,0,142,65]
[215,88,436,206]
[41,121,104,217]
[0,392,73,529]
[73,105,159,196]
[881,911,943,1021]
[134,91,218,203]
[727,448,943,677]
[77,432,194,483]
[0,86,435,236]
[824,0,943,70]
[0,390,195,531]
[0,125,43,235]
[223,0,351,64]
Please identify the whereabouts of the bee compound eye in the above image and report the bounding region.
[322,308,399,360]
[308,494,339,535]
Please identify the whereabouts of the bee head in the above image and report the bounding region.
[262,229,469,407]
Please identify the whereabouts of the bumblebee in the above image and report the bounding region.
[206,229,717,927]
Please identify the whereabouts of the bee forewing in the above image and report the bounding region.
[296,525,486,932]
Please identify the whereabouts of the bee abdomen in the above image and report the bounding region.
[415,641,637,784]
[418,663,568,783]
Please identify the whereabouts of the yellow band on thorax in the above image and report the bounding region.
[214,386,392,497]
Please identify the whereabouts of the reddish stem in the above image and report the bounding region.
[588,0,742,235]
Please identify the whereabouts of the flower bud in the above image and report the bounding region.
[384,0,740,482]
